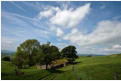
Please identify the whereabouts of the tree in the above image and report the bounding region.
[13,39,41,68]
[2,56,11,61]
[40,42,60,69]
[50,45,61,60]
[61,45,78,63]
[13,47,29,68]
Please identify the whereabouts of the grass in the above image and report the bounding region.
[1,54,121,80]
[1,61,51,80]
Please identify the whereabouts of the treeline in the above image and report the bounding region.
[12,39,78,69]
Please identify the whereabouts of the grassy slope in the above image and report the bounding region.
[1,54,121,80]
[1,61,51,80]
[56,54,121,80]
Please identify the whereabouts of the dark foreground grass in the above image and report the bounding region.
[1,61,51,80]
[55,54,121,80]
[1,54,121,80]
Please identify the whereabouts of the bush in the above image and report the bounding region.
[2,56,11,61]
[87,55,92,57]
[67,58,75,64]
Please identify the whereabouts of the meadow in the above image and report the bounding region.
[1,54,121,80]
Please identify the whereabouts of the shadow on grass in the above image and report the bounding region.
[47,69,64,73]
[73,61,82,65]
[39,69,64,80]
[1,73,8,76]
[67,61,82,65]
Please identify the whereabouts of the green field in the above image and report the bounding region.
[1,54,121,80]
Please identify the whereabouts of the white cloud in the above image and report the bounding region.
[104,48,121,53]
[50,26,56,31]
[63,20,121,47]
[39,9,53,18]
[71,28,78,34]
[56,28,64,37]
[113,44,121,49]
[102,44,121,53]
[38,7,59,19]
[50,3,91,28]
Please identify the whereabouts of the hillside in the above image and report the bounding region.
[1,54,121,80]
[1,50,15,57]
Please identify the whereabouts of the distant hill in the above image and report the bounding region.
[78,54,106,56]
[78,53,121,56]
[1,50,15,56]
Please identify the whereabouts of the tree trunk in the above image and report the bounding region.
[46,64,48,70]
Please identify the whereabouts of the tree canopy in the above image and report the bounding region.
[61,45,78,63]
[13,39,41,68]
[13,39,78,69]
[40,42,60,69]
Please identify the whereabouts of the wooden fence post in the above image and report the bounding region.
[72,64,74,71]
[114,72,118,80]
[86,70,89,80]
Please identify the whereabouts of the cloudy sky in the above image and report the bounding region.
[1,1,121,55]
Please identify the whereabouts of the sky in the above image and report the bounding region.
[1,1,121,55]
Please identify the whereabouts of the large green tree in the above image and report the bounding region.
[13,39,41,68]
[40,42,60,69]
[61,45,78,63]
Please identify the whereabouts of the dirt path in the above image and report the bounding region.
[39,73,52,80]
[51,75,57,80]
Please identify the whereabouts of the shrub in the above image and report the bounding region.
[2,56,11,61]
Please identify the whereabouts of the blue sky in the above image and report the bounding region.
[1,1,121,55]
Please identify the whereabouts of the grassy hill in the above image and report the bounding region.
[1,54,121,80]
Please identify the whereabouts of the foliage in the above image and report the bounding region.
[2,56,11,61]
[40,42,60,69]
[13,39,41,68]
[61,45,78,63]
[13,39,78,69]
